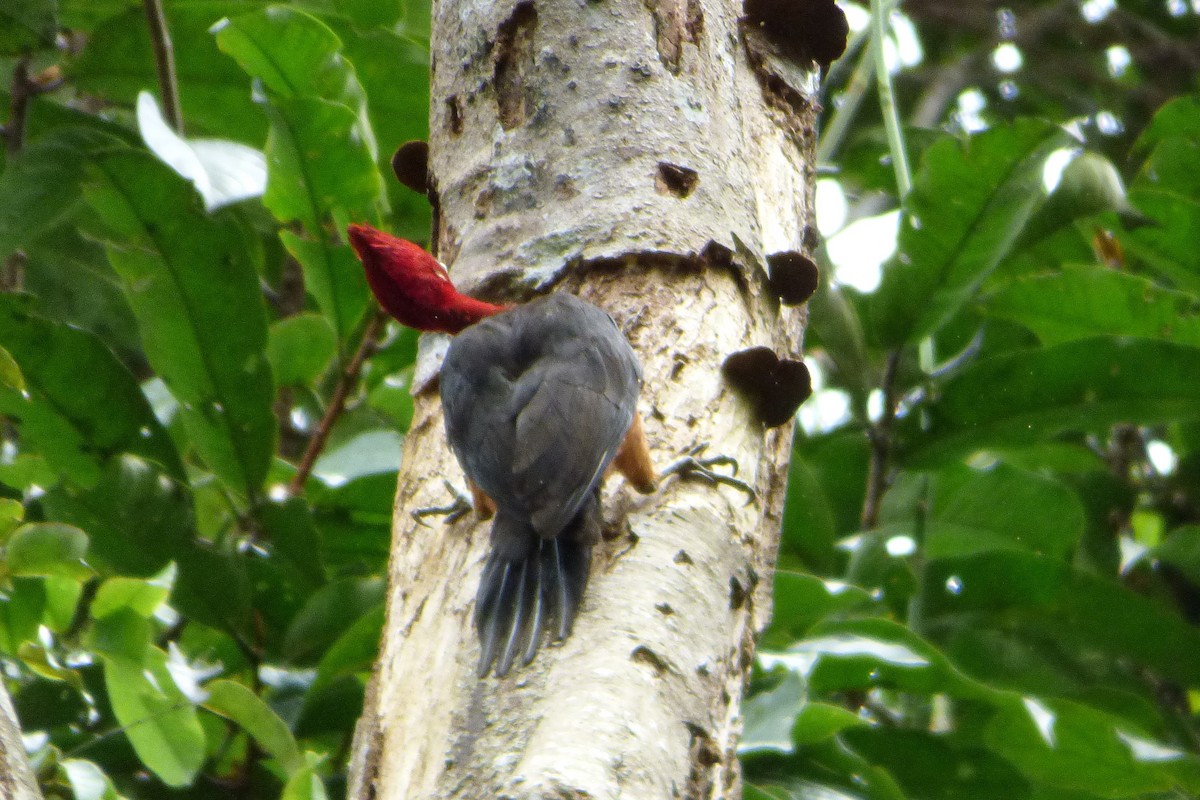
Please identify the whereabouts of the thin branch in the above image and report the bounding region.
[860,349,902,530]
[871,0,912,197]
[288,309,388,496]
[142,0,183,133]
[4,56,33,156]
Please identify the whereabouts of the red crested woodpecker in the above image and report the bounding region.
[348,224,656,677]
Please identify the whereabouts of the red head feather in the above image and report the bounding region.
[347,224,505,334]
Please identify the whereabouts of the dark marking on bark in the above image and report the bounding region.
[445,94,464,136]
[392,140,430,195]
[742,25,822,160]
[642,0,702,73]
[766,250,819,305]
[742,0,848,68]
[684,723,719,798]
[655,601,675,615]
[656,162,699,198]
[722,347,813,428]
[729,575,747,610]
[674,549,694,565]
[494,1,538,130]
[631,645,671,675]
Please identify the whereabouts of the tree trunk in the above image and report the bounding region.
[347,0,818,795]
[0,684,43,800]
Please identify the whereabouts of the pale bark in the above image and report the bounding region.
[0,684,43,800]
[347,0,818,795]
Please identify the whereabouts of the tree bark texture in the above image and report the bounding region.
[0,684,43,800]
[347,0,819,796]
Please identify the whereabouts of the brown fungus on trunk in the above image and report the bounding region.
[766,250,819,305]
[742,0,849,68]
[392,140,431,195]
[722,346,812,428]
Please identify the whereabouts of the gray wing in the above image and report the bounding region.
[440,294,641,537]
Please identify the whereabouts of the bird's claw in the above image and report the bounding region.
[412,480,473,526]
[661,444,756,504]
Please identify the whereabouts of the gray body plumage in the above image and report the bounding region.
[439,293,642,676]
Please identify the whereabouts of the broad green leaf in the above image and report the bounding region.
[923,551,1200,686]
[1016,152,1147,248]
[870,119,1071,346]
[268,312,337,385]
[282,576,385,664]
[308,602,383,700]
[792,702,867,746]
[263,98,383,232]
[0,578,44,654]
[214,7,348,101]
[103,646,205,787]
[311,430,402,488]
[69,5,267,143]
[92,569,174,619]
[44,575,83,631]
[984,265,1200,347]
[922,464,1084,560]
[0,127,124,259]
[5,522,93,580]
[0,0,56,54]
[204,679,304,775]
[84,148,275,498]
[279,233,370,345]
[1134,95,1200,154]
[0,294,184,486]
[1154,525,1200,586]
[741,671,807,755]
[843,728,1030,800]
[87,608,152,663]
[986,697,1200,798]
[762,572,876,649]
[900,338,1200,465]
[281,755,330,800]
[258,498,327,589]
[762,617,1003,703]
[0,345,23,393]
[1122,190,1200,295]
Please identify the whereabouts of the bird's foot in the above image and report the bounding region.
[412,480,473,526]
[660,444,756,504]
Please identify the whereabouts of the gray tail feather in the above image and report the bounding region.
[475,501,596,678]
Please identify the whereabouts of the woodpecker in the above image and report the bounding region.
[348,224,657,677]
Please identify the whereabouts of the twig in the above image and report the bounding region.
[3,56,33,156]
[142,0,183,133]
[860,349,901,529]
[288,309,388,496]
[870,0,912,197]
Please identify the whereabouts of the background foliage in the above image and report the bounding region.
[0,0,1198,798]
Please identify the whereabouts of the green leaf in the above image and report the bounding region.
[5,522,93,580]
[984,265,1200,347]
[279,233,370,346]
[922,464,1084,560]
[203,679,304,775]
[87,607,152,663]
[69,5,267,143]
[870,119,1071,346]
[311,429,402,488]
[213,7,348,101]
[792,702,866,746]
[1122,190,1200,295]
[283,576,385,664]
[0,578,45,654]
[762,572,876,649]
[741,671,807,755]
[0,294,184,486]
[0,127,124,259]
[91,567,174,619]
[268,313,337,386]
[1134,95,1200,154]
[0,497,24,540]
[901,338,1200,466]
[258,498,327,589]
[44,575,83,631]
[1154,525,1200,586]
[308,602,383,701]
[83,148,275,498]
[922,552,1200,686]
[0,0,57,54]
[281,755,330,800]
[985,696,1200,798]
[263,98,383,232]
[103,646,205,787]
